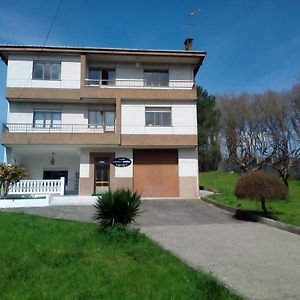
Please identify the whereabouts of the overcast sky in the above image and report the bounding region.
[1,0,300,160]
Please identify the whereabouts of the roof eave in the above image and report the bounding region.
[0,44,206,57]
[0,45,206,71]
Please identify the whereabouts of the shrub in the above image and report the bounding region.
[0,163,27,196]
[93,188,141,229]
[235,171,287,214]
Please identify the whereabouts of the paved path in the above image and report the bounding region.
[2,200,300,300]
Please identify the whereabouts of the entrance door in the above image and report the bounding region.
[94,158,110,194]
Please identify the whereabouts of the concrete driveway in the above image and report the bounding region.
[2,199,300,300]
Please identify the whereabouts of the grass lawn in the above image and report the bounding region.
[200,171,300,227]
[0,212,240,300]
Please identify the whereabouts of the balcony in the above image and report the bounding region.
[6,79,196,101]
[1,123,120,145]
[3,123,116,133]
[84,78,194,89]
[81,78,197,100]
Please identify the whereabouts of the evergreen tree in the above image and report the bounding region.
[196,86,222,171]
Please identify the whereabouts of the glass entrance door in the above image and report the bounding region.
[94,158,110,194]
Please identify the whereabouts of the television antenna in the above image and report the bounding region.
[183,8,201,37]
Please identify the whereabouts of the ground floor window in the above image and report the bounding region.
[43,170,68,185]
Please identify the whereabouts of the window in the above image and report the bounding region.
[32,62,61,80]
[89,69,101,85]
[145,107,172,126]
[104,111,115,131]
[43,170,68,185]
[33,111,61,128]
[89,111,115,131]
[88,68,116,86]
[88,111,103,127]
[144,70,169,87]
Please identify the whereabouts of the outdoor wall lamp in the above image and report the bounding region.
[50,152,55,165]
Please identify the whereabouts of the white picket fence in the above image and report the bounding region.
[9,177,65,195]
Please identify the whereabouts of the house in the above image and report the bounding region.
[0,40,206,198]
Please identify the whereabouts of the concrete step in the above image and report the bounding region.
[50,195,99,206]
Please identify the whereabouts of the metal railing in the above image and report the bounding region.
[3,123,116,133]
[84,78,194,89]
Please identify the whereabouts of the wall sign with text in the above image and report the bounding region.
[112,157,132,167]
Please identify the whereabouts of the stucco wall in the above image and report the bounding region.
[7,54,81,89]
[7,102,115,125]
[178,147,199,197]
[15,151,80,193]
[178,148,198,177]
[121,100,197,135]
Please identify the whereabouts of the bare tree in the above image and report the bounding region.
[218,86,300,187]
[218,94,259,172]
[256,91,299,186]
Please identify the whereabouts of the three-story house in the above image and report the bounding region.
[0,40,206,198]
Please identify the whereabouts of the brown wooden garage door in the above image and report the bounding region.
[133,149,179,197]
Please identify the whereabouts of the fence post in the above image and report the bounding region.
[60,177,65,196]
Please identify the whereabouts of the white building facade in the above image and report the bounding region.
[0,44,206,197]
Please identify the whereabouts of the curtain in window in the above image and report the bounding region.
[104,111,115,131]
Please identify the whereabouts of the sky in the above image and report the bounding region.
[0,0,300,160]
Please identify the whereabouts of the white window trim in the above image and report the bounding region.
[88,110,116,131]
[33,110,62,128]
[145,107,172,127]
[32,61,61,81]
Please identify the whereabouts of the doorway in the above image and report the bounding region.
[94,158,110,194]
[43,170,68,185]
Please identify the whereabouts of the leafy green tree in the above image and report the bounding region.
[197,86,222,171]
[0,163,27,196]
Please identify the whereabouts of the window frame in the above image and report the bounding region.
[32,61,61,81]
[88,68,116,86]
[33,111,62,128]
[43,170,68,186]
[145,107,172,127]
[88,110,103,128]
[88,110,116,131]
[143,70,169,87]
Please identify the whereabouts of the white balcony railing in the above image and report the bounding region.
[9,177,65,195]
[84,78,194,89]
[3,123,116,133]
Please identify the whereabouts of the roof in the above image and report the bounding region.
[0,44,206,73]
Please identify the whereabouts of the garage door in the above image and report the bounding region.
[133,149,179,197]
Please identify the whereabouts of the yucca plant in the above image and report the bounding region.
[94,188,141,229]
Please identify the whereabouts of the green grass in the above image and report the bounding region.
[0,212,240,300]
[200,171,300,227]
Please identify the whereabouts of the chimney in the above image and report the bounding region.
[184,38,194,51]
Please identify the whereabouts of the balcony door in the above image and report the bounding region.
[89,69,116,86]
[94,158,110,194]
[88,111,115,132]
